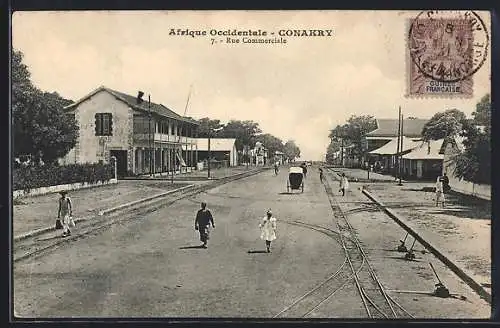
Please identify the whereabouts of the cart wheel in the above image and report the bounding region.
[287,182,289,193]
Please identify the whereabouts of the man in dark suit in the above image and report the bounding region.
[195,202,215,248]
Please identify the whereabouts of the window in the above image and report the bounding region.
[95,113,113,136]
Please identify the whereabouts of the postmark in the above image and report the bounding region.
[406,10,489,98]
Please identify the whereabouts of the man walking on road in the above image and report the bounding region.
[259,210,277,253]
[57,191,73,237]
[339,173,349,196]
[319,167,324,182]
[195,202,215,248]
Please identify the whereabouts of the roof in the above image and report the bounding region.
[289,167,304,174]
[196,138,236,151]
[402,139,445,160]
[366,118,428,137]
[369,136,420,155]
[64,86,199,125]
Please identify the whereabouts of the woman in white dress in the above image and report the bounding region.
[259,210,277,253]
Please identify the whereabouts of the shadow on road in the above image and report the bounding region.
[179,245,206,250]
[247,250,268,254]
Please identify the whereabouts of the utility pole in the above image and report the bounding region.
[340,137,344,167]
[207,130,211,179]
[399,114,404,186]
[396,106,401,180]
[148,94,153,177]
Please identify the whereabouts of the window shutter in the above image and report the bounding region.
[102,114,109,135]
[95,113,100,135]
[108,113,113,136]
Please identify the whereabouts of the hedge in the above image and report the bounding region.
[13,163,114,192]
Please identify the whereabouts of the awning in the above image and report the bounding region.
[176,150,187,167]
[402,139,445,160]
[369,137,419,155]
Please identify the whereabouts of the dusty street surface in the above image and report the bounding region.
[323,169,489,319]
[13,166,490,318]
[363,181,491,293]
[13,180,190,238]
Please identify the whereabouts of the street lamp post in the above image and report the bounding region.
[148,94,153,177]
[208,131,211,179]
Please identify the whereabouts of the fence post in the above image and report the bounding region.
[110,156,117,180]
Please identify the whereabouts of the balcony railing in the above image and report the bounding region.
[134,133,197,145]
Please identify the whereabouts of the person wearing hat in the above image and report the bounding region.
[57,190,73,237]
[259,209,277,253]
[194,202,215,248]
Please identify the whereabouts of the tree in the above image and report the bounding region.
[196,118,224,138]
[254,133,284,161]
[472,94,491,128]
[421,109,467,141]
[12,49,78,165]
[453,95,491,184]
[283,140,301,161]
[219,120,262,151]
[328,115,377,163]
[325,140,341,164]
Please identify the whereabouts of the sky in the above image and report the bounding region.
[12,11,491,161]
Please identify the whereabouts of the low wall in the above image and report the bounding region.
[450,179,491,200]
[13,179,118,199]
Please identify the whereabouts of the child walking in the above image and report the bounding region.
[259,210,277,253]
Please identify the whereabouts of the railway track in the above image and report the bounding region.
[273,168,414,319]
[324,168,414,319]
[13,168,269,263]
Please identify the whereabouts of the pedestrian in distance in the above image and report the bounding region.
[195,202,215,248]
[319,167,324,182]
[435,176,446,207]
[57,190,73,237]
[339,173,349,196]
[274,162,279,175]
[301,162,308,178]
[259,209,277,253]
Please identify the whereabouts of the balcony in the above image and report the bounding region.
[134,133,197,145]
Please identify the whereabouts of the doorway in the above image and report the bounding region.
[110,150,128,178]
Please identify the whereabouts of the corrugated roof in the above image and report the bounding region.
[196,138,236,151]
[65,86,199,125]
[402,139,445,160]
[366,118,428,137]
[369,136,420,155]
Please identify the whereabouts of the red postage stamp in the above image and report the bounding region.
[406,11,489,98]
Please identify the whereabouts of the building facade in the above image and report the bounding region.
[61,86,199,177]
[196,138,238,167]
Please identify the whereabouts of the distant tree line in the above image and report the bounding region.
[324,95,491,184]
[196,118,301,162]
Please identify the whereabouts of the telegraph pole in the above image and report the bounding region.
[148,95,153,177]
[396,106,401,180]
[398,113,404,186]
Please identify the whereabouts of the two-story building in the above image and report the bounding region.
[60,86,199,177]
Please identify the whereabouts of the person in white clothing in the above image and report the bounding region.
[57,190,73,237]
[339,173,349,196]
[435,176,446,207]
[259,210,277,253]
